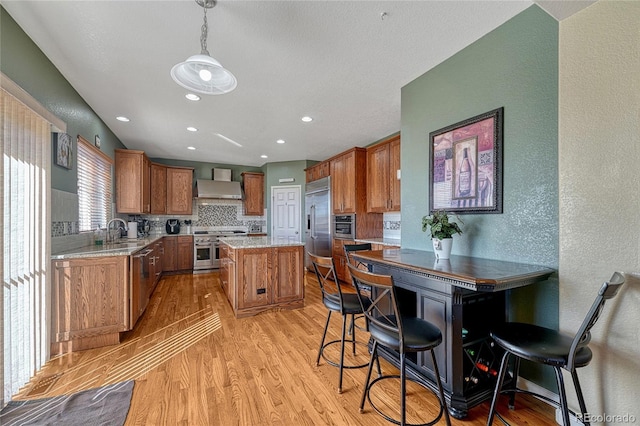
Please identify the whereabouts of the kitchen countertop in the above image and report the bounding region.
[354,237,401,247]
[219,236,304,249]
[51,236,165,260]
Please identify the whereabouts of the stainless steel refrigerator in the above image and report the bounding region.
[304,176,332,268]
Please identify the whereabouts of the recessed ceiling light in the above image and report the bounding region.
[301,116,313,122]
[276,139,285,144]
[187,146,196,150]
[187,127,198,132]
[185,93,201,101]
[261,155,268,159]
[116,116,130,122]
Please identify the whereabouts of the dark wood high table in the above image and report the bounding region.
[352,248,555,419]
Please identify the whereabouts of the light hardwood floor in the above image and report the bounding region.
[15,271,557,425]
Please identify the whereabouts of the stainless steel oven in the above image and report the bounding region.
[194,234,216,271]
[333,214,356,239]
[194,230,249,271]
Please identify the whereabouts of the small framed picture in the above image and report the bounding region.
[95,134,101,148]
[54,132,72,169]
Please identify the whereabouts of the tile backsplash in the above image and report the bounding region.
[146,200,266,233]
[51,189,93,254]
[382,212,401,240]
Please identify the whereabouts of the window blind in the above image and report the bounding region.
[77,136,113,232]
[1,86,51,406]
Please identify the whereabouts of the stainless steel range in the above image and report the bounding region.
[193,230,247,271]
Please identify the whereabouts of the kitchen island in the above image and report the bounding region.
[219,236,305,318]
[352,248,555,418]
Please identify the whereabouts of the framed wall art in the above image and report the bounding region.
[54,132,72,169]
[429,107,503,214]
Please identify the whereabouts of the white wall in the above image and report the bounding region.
[559,1,640,423]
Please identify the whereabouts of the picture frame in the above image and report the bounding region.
[54,132,72,169]
[429,107,503,214]
[94,134,101,148]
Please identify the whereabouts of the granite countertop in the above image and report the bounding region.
[354,237,401,247]
[51,236,164,260]
[219,236,304,249]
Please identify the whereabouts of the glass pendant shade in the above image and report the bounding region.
[171,54,237,95]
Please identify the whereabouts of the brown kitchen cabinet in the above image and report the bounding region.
[150,164,194,215]
[331,238,355,283]
[220,243,304,318]
[163,235,177,271]
[51,255,129,355]
[367,135,401,212]
[220,244,236,308]
[241,172,264,216]
[330,147,367,214]
[115,149,150,214]
[305,161,330,183]
[176,235,194,270]
[149,239,164,294]
[166,166,193,215]
[164,235,194,272]
[150,163,167,214]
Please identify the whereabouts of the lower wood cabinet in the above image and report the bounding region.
[163,235,193,272]
[51,256,129,355]
[221,244,304,318]
[332,238,355,282]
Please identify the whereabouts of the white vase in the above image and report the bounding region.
[432,237,453,259]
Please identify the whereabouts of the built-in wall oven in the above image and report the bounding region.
[333,214,356,239]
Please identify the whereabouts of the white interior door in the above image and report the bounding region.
[271,185,301,243]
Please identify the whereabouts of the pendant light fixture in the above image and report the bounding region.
[171,0,237,95]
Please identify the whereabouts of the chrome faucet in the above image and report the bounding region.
[106,218,129,243]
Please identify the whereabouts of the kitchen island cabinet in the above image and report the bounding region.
[219,237,304,318]
[351,248,554,418]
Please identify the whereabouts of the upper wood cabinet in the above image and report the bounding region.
[166,167,193,215]
[115,149,150,214]
[305,161,330,183]
[242,172,264,216]
[150,164,193,215]
[330,147,367,214]
[366,135,401,212]
[150,163,167,214]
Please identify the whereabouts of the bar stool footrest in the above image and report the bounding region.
[365,374,446,426]
[320,339,370,369]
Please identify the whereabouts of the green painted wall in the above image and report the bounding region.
[401,5,559,389]
[1,7,126,193]
[264,160,310,236]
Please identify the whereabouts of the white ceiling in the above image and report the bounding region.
[3,1,591,167]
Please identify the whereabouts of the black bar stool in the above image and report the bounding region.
[487,272,625,425]
[309,252,369,393]
[348,264,451,426]
[344,243,372,334]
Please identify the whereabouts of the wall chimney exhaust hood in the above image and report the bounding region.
[195,179,243,200]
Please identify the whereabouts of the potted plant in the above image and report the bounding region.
[422,210,463,259]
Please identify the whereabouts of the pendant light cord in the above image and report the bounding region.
[200,6,209,56]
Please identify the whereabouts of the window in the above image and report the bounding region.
[2,77,62,405]
[77,136,113,231]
